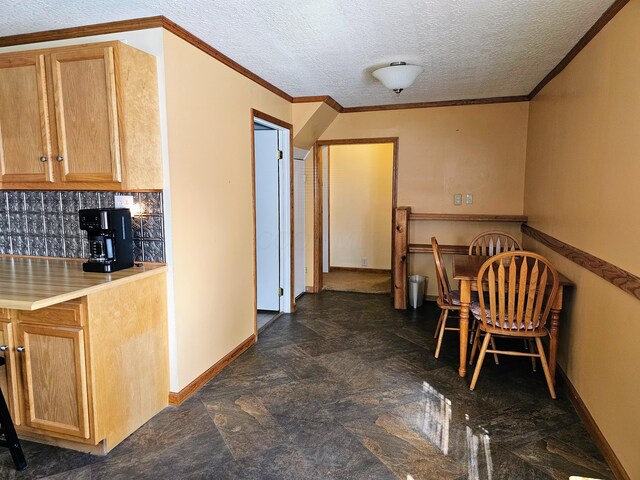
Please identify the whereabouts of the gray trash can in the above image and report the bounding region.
[408,275,427,308]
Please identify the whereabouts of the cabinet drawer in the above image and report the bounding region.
[17,302,84,327]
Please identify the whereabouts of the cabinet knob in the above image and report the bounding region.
[56,155,64,162]
[16,346,25,353]
[0,345,8,351]
[39,156,48,162]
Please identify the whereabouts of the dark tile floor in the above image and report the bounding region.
[0,292,613,479]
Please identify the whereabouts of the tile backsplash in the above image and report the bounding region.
[0,190,165,263]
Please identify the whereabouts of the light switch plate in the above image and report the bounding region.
[114,195,134,210]
[466,194,473,204]
[454,194,462,205]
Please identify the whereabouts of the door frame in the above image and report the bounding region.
[251,109,295,334]
[312,137,399,293]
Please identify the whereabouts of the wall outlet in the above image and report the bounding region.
[114,195,134,210]
[466,193,473,204]
[454,194,462,205]
[361,258,368,267]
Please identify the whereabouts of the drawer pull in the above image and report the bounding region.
[39,156,47,162]
[16,346,25,353]
[56,155,64,162]
[0,345,8,351]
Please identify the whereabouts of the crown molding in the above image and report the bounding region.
[528,0,630,99]
[0,3,630,112]
[340,95,529,113]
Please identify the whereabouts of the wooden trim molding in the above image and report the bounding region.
[2,3,631,113]
[341,96,529,113]
[313,138,399,294]
[409,244,468,255]
[557,367,631,480]
[0,16,165,47]
[522,224,640,301]
[161,18,293,102]
[252,109,293,131]
[329,266,391,274]
[292,95,343,113]
[168,334,256,406]
[528,0,630,99]
[0,16,294,104]
[410,213,528,222]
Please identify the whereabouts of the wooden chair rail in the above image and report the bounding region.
[522,224,640,302]
[409,244,469,255]
[393,207,528,309]
[409,213,528,222]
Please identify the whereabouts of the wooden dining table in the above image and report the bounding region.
[452,254,573,384]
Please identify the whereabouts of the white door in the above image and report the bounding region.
[254,129,280,310]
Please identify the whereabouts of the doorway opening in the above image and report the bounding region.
[312,138,398,294]
[252,110,294,333]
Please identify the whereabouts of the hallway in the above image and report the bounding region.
[0,292,612,479]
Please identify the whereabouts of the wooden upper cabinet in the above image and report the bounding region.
[51,47,121,184]
[0,54,54,183]
[0,41,162,190]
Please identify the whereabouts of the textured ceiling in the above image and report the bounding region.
[0,0,616,107]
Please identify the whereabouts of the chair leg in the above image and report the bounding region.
[535,337,556,399]
[469,318,477,344]
[470,333,492,391]
[434,309,445,339]
[0,389,27,471]
[469,325,481,365]
[529,339,537,372]
[434,310,449,358]
[490,336,499,365]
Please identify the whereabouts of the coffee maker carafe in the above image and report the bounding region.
[79,208,134,273]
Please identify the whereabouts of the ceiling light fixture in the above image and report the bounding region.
[372,62,423,94]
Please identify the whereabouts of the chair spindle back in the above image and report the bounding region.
[431,237,455,307]
[476,252,559,335]
[468,231,521,256]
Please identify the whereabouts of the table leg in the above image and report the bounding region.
[548,286,564,385]
[459,280,471,377]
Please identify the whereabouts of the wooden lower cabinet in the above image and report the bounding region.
[17,323,90,439]
[0,318,20,424]
[0,272,168,454]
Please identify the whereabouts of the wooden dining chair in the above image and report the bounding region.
[469,251,559,398]
[431,237,497,362]
[468,231,521,256]
[431,237,461,358]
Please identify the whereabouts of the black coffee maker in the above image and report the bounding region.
[79,208,134,273]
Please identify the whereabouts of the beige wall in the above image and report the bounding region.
[319,103,529,295]
[328,144,393,269]
[524,2,640,476]
[162,31,292,390]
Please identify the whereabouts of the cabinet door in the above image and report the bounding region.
[50,46,122,183]
[16,324,90,439]
[0,320,20,424]
[0,53,54,183]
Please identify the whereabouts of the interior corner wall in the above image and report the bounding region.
[523,1,640,476]
[319,103,529,296]
[162,30,292,391]
[328,144,393,269]
[304,146,315,288]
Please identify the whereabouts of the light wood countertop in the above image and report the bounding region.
[0,256,168,310]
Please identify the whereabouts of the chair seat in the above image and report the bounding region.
[445,290,480,307]
[470,302,540,330]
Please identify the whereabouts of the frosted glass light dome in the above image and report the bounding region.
[372,62,423,94]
